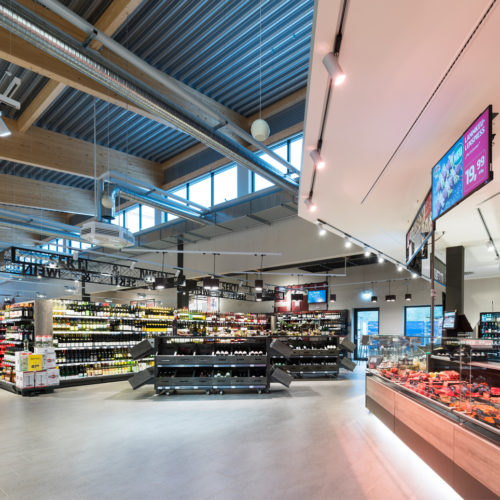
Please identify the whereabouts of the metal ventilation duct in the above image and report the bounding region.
[0,1,299,195]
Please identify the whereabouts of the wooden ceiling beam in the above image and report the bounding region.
[14,0,143,133]
[0,117,162,186]
[0,175,95,215]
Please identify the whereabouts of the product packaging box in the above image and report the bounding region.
[28,354,44,372]
[34,348,57,369]
[15,352,30,372]
[46,368,60,387]
[34,371,48,388]
[16,371,35,389]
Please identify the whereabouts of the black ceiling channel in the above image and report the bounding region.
[163,99,305,186]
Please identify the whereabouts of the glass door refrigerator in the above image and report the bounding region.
[479,312,500,339]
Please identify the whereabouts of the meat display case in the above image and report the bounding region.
[365,336,500,499]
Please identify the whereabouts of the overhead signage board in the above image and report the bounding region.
[406,189,432,265]
[432,106,493,220]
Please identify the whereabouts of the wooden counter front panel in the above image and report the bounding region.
[366,376,395,414]
[394,392,454,460]
[454,425,500,497]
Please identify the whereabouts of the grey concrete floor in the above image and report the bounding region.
[0,367,461,500]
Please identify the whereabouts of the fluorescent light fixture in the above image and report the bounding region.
[304,197,317,212]
[378,255,384,264]
[309,149,325,170]
[317,222,327,236]
[322,52,346,86]
[405,293,412,301]
[344,236,352,248]
[255,279,263,292]
[0,112,11,137]
[364,247,371,257]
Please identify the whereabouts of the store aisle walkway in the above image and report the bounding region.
[0,367,461,500]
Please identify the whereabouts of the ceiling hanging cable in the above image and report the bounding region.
[305,0,349,212]
[250,0,270,143]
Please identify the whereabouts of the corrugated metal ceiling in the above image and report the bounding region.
[0,161,95,190]
[35,0,313,162]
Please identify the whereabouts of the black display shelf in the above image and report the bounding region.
[59,373,133,387]
[271,335,355,378]
[130,336,293,395]
[0,378,55,396]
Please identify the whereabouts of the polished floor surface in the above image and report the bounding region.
[0,367,462,500]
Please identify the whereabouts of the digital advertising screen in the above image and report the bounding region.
[432,106,492,220]
[406,189,432,265]
[442,311,457,329]
[307,289,327,304]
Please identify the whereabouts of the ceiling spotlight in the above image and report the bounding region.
[144,274,155,283]
[397,264,404,272]
[210,278,220,290]
[137,293,146,299]
[412,272,418,279]
[385,294,396,302]
[64,286,76,292]
[378,255,384,264]
[329,293,336,303]
[304,196,317,212]
[371,295,378,303]
[405,293,412,301]
[36,292,46,298]
[309,149,325,170]
[256,292,263,302]
[322,52,346,86]
[203,277,219,290]
[344,236,352,248]
[37,275,42,279]
[0,112,11,138]
[74,277,79,284]
[364,247,371,257]
[486,240,495,252]
[255,279,263,292]
[155,277,167,290]
[48,259,58,269]
[317,222,327,236]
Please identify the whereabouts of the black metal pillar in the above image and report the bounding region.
[177,240,189,309]
[445,246,465,314]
